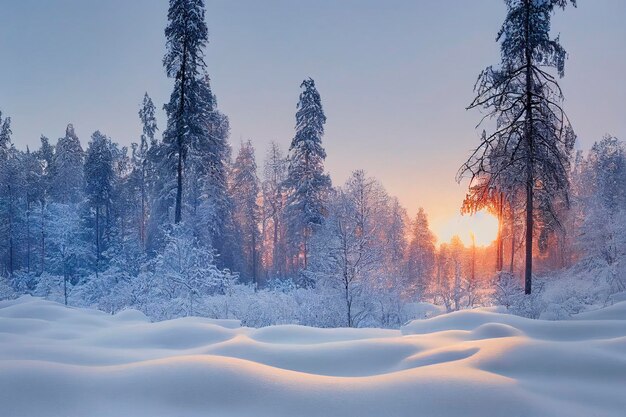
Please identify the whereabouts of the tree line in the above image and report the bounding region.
[1,0,624,325]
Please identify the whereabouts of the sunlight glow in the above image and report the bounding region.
[435,211,499,247]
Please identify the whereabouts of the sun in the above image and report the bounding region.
[435,210,499,247]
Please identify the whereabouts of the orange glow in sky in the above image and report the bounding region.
[433,210,498,247]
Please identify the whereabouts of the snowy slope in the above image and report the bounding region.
[0,296,624,417]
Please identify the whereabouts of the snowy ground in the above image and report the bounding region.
[1,296,625,417]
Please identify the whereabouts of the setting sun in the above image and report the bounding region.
[434,210,499,247]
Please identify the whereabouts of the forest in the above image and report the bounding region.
[0,0,624,328]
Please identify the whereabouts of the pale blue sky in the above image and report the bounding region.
[1,0,624,240]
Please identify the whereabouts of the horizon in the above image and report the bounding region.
[1,0,624,243]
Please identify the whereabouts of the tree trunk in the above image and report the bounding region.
[26,201,31,274]
[303,226,309,270]
[174,42,187,225]
[523,0,534,295]
[524,175,533,294]
[63,264,68,306]
[8,185,14,276]
[140,162,146,250]
[95,205,100,278]
[496,192,504,271]
[175,151,183,224]
[40,201,45,274]
[251,225,258,289]
[273,214,279,276]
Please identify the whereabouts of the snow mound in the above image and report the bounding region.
[570,301,626,320]
[1,296,625,417]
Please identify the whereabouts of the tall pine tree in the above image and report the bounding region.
[459,0,576,293]
[230,141,261,285]
[84,131,115,276]
[50,124,84,204]
[136,93,158,249]
[284,78,330,274]
[163,0,209,224]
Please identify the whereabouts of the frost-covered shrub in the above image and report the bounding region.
[293,287,347,328]
[72,267,133,314]
[402,302,445,321]
[491,272,545,318]
[34,273,67,304]
[9,271,38,293]
[0,275,14,301]
[509,284,546,319]
[493,271,523,309]
[490,255,625,320]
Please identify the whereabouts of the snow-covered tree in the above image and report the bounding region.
[315,171,391,327]
[433,236,467,312]
[84,131,116,276]
[284,78,330,274]
[459,0,577,294]
[162,0,209,224]
[40,203,87,305]
[23,148,44,275]
[136,93,158,249]
[406,208,437,297]
[153,224,236,317]
[0,116,23,276]
[575,136,626,292]
[261,142,288,279]
[50,124,84,204]
[230,141,261,285]
[34,135,55,274]
[0,111,11,160]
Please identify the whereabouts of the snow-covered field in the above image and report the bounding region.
[1,296,625,417]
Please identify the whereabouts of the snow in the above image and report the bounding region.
[1,296,625,417]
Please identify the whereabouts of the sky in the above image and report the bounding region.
[0,0,624,244]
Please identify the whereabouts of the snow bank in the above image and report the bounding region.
[1,296,624,417]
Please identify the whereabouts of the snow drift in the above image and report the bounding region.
[0,296,624,417]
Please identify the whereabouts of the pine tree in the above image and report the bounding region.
[262,142,288,279]
[406,208,437,297]
[162,0,209,224]
[182,75,237,272]
[284,78,330,273]
[0,111,11,161]
[458,0,576,294]
[84,131,115,276]
[50,124,84,204]
[34,136,54,274]
[0,115,20,276]
[385,197,409,287]
[230,141,261,285]
[137,93,158,249]
[23,148,44,274]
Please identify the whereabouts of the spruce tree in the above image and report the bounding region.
[0,114,17,275]
[34,136,54,274]
[84,131,115,276]
[406,208,437,297]
[50,124,84,204]
[137,93,158,249]
[162,0,209,224]
[230,141,261,285]
[262,142,288,279]
[23,147,44,274]
[284,78,330,273]
[0,111,11,161]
